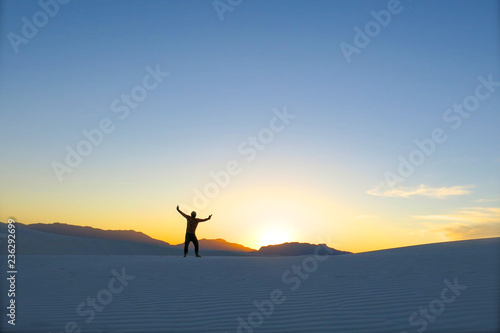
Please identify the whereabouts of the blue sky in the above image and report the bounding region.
[1,0,499,251]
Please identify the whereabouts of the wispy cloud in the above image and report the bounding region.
[415,207,500,222]
[415,207,500,240]
[366,184,473,198]
[474,198,500,203]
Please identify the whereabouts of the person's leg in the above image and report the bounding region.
[184,233,190,257]
[193,234,200,256]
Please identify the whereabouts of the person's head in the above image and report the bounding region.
[191,211,196,218]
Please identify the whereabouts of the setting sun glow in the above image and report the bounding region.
[260,231,291,248]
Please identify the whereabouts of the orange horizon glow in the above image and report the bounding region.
[3,179,498,255]
[7,215,499,254]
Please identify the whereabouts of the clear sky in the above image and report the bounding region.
[1,0,499,252]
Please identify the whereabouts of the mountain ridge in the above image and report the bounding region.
[258,241,351,256]
[173,238,256,252]
[22,221,171,246]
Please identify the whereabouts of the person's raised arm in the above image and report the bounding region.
[176,205,189,218]
[198,214,212,222]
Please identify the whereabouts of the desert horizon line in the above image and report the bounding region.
[3,219,498,254]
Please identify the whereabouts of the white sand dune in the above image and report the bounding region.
[1,238,498,332]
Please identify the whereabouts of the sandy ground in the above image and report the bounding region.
[1,238,498,332]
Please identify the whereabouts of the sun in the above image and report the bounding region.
[260,230,291,248]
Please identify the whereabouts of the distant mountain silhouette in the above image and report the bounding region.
[174,238,256,252]
[0,222,245,256]
[257,242,351,256]
[17,222,255,252]
[0,222,178,255]
[21,222,170,247]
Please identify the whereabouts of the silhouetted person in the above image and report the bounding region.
[177,205,212,257]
